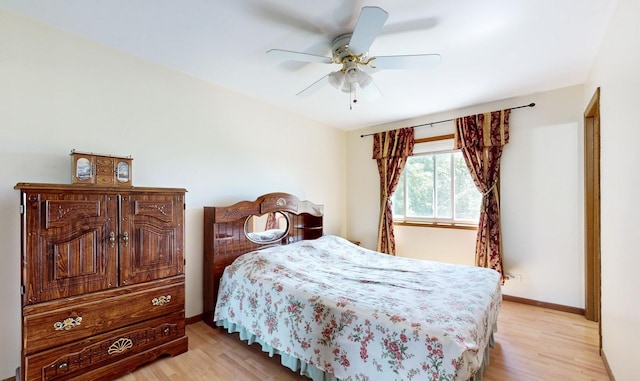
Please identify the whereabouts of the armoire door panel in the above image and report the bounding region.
[52,233,98,276]
[119,193,184,285]
[44,200,102,229]
[120,226,180,284]
[133,199,177,223]
[23,193,118,305]
[134,226,174,267]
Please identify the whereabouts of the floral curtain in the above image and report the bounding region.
[454,110,510,282]
[265,212,278,230]
[373,127,415,255]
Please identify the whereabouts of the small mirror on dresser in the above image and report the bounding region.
[244,211,290,244]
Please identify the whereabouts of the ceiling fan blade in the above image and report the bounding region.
[253,3,330,36]
[296,74,330,97]
[267,49,333,64]
[359,81,382,102]
[349,6,389,55]
[382,17,439,35]
[370,54,441,70]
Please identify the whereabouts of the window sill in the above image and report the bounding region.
[394,221,477,231]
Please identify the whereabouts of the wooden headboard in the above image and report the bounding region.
[202,192,324,328]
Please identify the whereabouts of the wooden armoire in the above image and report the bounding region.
[15,183,188,381]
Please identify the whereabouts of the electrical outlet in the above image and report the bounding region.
[506,273,523,282]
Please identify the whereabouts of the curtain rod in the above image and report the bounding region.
[359,102,536,138]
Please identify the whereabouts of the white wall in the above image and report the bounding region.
[584,0,640,379]
[347,85,586,309]
[395,227,477,266]
[0,10,347,378]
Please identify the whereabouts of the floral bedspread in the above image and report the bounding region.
[214,235,501,381]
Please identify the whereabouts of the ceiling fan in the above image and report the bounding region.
[267,6,441,102]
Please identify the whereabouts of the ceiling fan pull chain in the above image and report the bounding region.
[350,83,355,110]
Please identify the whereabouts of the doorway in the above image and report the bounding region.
[584,88,601,344]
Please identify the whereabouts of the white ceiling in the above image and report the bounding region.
[0,0,617,130]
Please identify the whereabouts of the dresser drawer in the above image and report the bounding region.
[23,281,184,354]
[24,311,186,381]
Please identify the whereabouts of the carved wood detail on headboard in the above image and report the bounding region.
[202,193,323,328]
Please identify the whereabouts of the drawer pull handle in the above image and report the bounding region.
[53,316,83,331]
[122,231,129,247]
[58,362,68,370]
[163,327,170,334]
[152,295,172,306]
[108,338,133,355]
[109,232,116,247]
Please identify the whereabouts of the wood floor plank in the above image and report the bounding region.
[117,301,609,380]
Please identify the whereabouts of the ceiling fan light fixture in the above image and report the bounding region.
[345,67,358,82]
[340,82,353,93]
[328,71,345,89]
[359,72,373,89]
[345,66,373,88]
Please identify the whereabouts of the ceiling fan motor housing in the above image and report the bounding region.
[332,33,364,66]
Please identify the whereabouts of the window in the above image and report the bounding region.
[392,136,481,225]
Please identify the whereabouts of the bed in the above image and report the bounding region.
[203,193,502,381]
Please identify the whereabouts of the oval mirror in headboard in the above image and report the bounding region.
[244,211,290,244]
[203,192,324,328]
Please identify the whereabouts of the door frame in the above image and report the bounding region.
[584,87,601,344]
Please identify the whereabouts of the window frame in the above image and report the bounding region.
[393,134,479,230]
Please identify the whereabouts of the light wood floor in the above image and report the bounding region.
[117,301,609,381]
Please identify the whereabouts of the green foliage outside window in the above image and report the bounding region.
[392,151,480,223]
